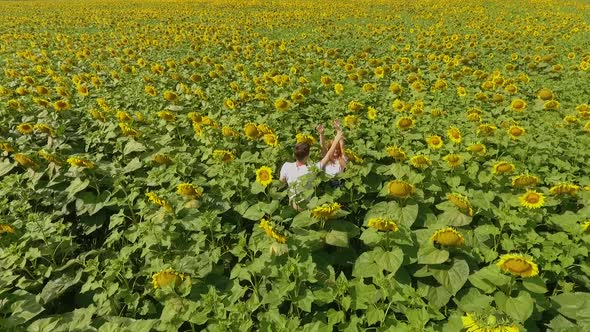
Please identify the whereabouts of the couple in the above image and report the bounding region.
[279,120,348,209]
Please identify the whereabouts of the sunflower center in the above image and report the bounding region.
[504,259,532,273]
[497,164,512,172]
[399,119,412,127]
[526,193,539,203]
[259,172,269,181]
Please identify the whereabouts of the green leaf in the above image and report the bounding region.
[438,209,472,226]
[551,292,590,322]
[454,288,494,312]
[374,247,403,274]
[352,250,380,278]
[325,230,349,247]
[242,203,265,221]
[522,276,548,294]
[39,270,83,305]
[0,159,15,177]
[0,290,44,327]
[427,286,453,309]
[123,140,146,155]
[417,245,449,265]
[292,211,318,228]
[395,203,419,228]
[122,157,143,173]
[504,291,534,322]
[468,265,511,293]
[66,178,89,199]
[431,259,469,295]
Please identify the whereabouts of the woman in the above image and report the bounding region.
[317,120,347,177]
[280,130,344,209]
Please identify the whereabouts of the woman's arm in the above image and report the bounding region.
[317,124,327,157]
[338,135,347,170]
[319,131,343,169]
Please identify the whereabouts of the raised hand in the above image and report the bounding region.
[333,119,341,130]
[316,123,325,134]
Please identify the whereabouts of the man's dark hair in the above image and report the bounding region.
[294,142,310,162]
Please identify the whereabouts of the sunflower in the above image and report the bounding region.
[519,190,545,209]
[224,99,236,110]
[212,149,235,163]
[67,157,95,169]
[76,85,89,96]
[16,123,34,135]
[153,154,173,165]
[447,127,462,143]
[467,143,487,156]
[89,109,107,122]
[157,111,175,122]
[177,183,203,199]
[447,193,473,215]
[410,155,432,169]
[582,221,590,232]
[257,124,273,136]
[367,218,399,232]
[291,91,305,103]
[146,192,173,212]
[387,180,415,198]
[119,123,140,137]
[52,99,71,111]
[241,122,259,139]
[396,116,414,130]
[320,75,333,86]
[116,111,132,122]
[492,161,515,175]
[389,82,403,95]
[13,154,37,169]
[163,90,178,101]
[33,124,55,136]
[537,88,554,100]
[504,84,518,94]
[256,166,273,187]
[462,312,519,332]
[0,223,15,234]
[0,143,15,153]
[443,153,463,168]
[584,121,590,133]
[367,107,377,120]
[386,146,406,161]
[344,148,363,163]
[510,98,527,112]
[259,218,287,244]
[431,227,465,247]
[260,133,278,147]
[477,124,497,136]
[426,135,443,149]
[497,253,539,277]
[467,113,482,122]
[152,268,190,289]
[348,100,363,112]
[563,115,579,125]
[511,174,540,187]
[274,98,290,111]
[508,125,525,139]
[543,100,560,110]
[334,83,344,95]
[311,202,341,220]
[295,133,316,145]
[343,115,358,128]
[549,183,580,196]
[457,86,467,97]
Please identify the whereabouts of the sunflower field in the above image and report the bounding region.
[1,0,590,331]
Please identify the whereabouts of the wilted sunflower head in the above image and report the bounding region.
[447,193,473,215]
[152,268,190,289]
[443,153,463,168]
[511,174,540,187]
[367,218,399,232]
[447,127,462,143]
[386,146,406,161]
[497,253,539,277]
[430,227,465,247]
[387,180,415,198]
[410,155,432,169]
[396,116,415,130]
[549,183,580,196]
[311,202,342,220]
[492,161,515,174]
[177,183,203,199]
[244,123,259,140]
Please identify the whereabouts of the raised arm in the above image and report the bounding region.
[338,137,347,170]
[316,124,327,157]
[319,130,343,169]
